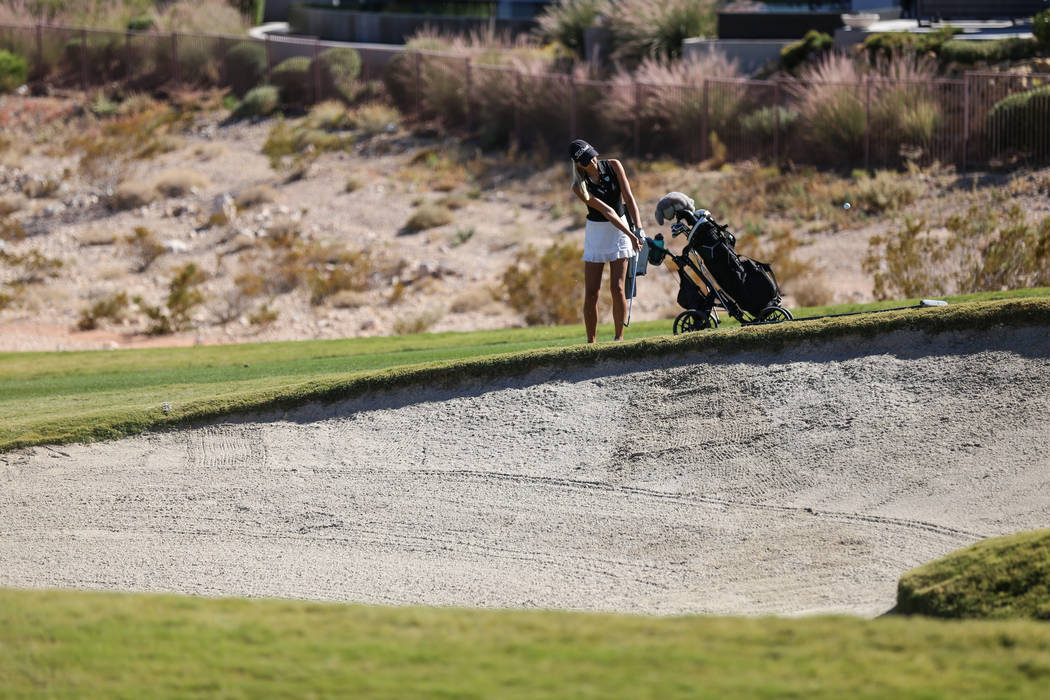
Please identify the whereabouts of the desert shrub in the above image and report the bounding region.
[271,56,312,107]
[502,239,584,325]
[605,0,718,63]
[21,176,61,199]
[863,207,1050,299]
[77,291,129,331]
[849,169,922,214]
[235,84,280,118]
[305,100,351,130]
[312,47,361,103]
[64,36,127,83]
[1035,9,1050,47]
[123,226,166,272]
[126,14,155,31]
[536,0,604,58]
[71,102,193,185]
[404,204,454,232]
[235,184,278,209]
[740,105,799,141]
[154,169,209,198]
[0,195,23,217]
[134,262,207,335]
[393,307,445,335]
[111,181,157,211]
[0,49,27,93]
[780,30,833,72]
[348,102,401,136]
[0,248,63,284]
[0,218,27,242]
[262,118,354,173]
[248,302,279,327]
[987,84,1050,154]
[225,41,267,97]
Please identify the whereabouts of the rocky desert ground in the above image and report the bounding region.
[1,91,1049,352]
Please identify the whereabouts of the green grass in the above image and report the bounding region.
[896,529,1050,620]
[2,588,1050,699]
[2,288,1049,452]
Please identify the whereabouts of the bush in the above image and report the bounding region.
[502,240,585,325]
[863,25,960,61]
[987,84,1050,153]
[127,15,155,32]
[235,84,280,118]
[153,169,209,198]
[740,105,799,141]
[134,263,207,335]
[111,181,157,211]
[0,49,28,93]
[404,204,454,232]
[863,206,1050,300]
[225,41,267,97]
[939,38,1037,65]
[77,291,130,331]
[1036,9,1050,47]
[123,226,166,273]
[780,30,832,72]
[312,47,361,103]
[787,53,867,163]
[348,102,400,136]
[271,56,311,107]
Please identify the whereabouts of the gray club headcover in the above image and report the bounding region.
[654,191,696,226]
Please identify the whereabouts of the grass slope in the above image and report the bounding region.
[2,589,1050,699]
[896,529,1050,620]
[2,291,1049,452]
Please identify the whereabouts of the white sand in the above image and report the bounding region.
[2,326,1049,617]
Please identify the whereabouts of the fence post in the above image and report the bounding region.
[569,74,577,141]
[220,37,229,88]
[514,71,522,146]
[265,34,272,83]
[962,74,970,172]
[313,38,321,103]
[80,29,88,91]
[864,77,871,171]
[701,79,709,161]
[413,51,421,116]
[171,32,179,88]
[124,30,132,81]
[465,57,472,133]
[773,82,781,165]
[35,24,43,80]
[633,81,641,159]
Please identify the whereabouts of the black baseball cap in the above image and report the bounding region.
[569,139,598,165]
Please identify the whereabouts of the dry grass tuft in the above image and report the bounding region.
[235,184,279,209]
[110,181,157,211]
[153,169,209,198]
[404,204,454,232]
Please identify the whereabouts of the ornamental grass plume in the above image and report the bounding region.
[601,51,741,158]
[787,52,867,164]
[536,0,606,58]
[605,0,718,63]
[871,51,942,149]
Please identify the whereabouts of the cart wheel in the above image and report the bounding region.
[673,310,716,334]
[759,306,793,322]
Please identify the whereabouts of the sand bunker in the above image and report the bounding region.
[2,326,1049,617]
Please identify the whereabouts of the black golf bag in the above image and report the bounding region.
[689,216,780,317]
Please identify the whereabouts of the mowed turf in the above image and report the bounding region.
[2,588,1050,699]
[2,288,1049,451]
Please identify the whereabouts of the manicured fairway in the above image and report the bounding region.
[2,288,1048,451]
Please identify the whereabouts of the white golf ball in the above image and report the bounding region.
[843,202,851,210]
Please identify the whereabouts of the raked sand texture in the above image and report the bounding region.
[2,327,1049,617]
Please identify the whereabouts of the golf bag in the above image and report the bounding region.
[689,216,780,317]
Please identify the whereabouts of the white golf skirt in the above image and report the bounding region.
[582,216,633,263]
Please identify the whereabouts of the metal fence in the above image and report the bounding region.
[2,22,1049,169]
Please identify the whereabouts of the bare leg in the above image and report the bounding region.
[583,261,604,343]
[609,256,628,340]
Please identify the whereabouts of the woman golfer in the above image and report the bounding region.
[570,139,644,343]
